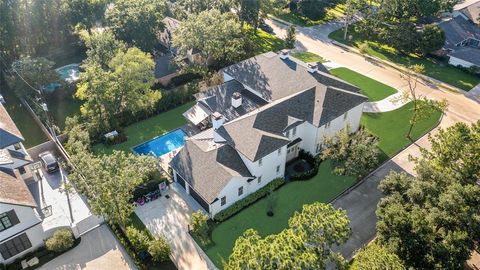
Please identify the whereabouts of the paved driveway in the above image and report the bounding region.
[135,184,217,270]
[38,224,136,270]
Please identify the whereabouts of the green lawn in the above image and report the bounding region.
[330,67,397,101]
[362,102,442,160]
[329,27,480,91]
[204,160,356,268]
[291,51,326,63]
[246,25,285,54]
[275,4,346,27]
[93,101,194,154]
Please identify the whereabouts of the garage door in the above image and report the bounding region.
[176,173,186,189]
[189,187,210,213]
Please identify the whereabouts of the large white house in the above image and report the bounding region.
[0,104,45,265]
[170,51,367,217]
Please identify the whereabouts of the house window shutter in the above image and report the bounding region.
[7,210,20,226]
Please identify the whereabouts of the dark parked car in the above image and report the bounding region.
[39,151,59,173]
[259,23,274,34]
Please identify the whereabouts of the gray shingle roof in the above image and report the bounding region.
[0,104,24,148]
[449,47,480,65]
[222,52,360,102]
[438,16,480,49]
[170,139,252,203]
[194,80,267,122]
[217,86,367,161]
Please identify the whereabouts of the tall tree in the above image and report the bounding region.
[78,29,126,69]
[351,242,405,270]
[225,202,351,269]
[106,0,165,52]
[285,26,296,49]
[76,47,161,134]
[69,149,158,226]
[60,0,106,30]
[399,64,448,140]
[172,9,246,66]
[376,121,480,270]
[237,0,261,31]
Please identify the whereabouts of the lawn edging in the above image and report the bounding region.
[329,39,468,94]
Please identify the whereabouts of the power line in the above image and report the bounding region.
[0,54,41,94]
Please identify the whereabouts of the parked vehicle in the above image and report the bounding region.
[39,151,59,173]
[259,23,274,34]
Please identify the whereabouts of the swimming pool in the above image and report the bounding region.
[43,64,81,93]
[132,129,187,157]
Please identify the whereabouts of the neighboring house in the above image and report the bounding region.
[451,0,480,25]
[438,16,480,67]
[171,51,367,217]
[0,104,44,265]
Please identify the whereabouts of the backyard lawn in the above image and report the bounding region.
[362,102,442,161]
[274,3,347,27]
[204,160,356,268]
[329,27,480,91]
[329,67,397,101]
[291,51,326,63]
[93,101,194,154]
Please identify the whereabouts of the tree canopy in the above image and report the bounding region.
[225,202,351,269]
[351,242,405,270]
[106,0,165,52]
[376,121,480,269]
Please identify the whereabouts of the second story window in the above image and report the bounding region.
[292,127,297,136]
[258,158,263,166]
[276,165,281,173]
[326,121,331,128]
[344,111,348,120]
[238,186,243,196]
[278,148,281,155]
[0,211,19,232]
[257,176,262,184]
[286,130,290,138]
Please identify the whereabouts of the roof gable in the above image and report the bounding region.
[0,104,24,148]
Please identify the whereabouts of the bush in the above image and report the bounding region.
[214,178,285,222]
[289,150,321,181]
[148,236,171,263]
[125,226,151,253]
[45,229,74,253]
[358,42,370,54]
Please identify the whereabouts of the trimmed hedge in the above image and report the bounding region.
[213,178,285,222]
[289,150,321,181]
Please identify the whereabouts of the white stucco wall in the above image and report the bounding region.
[209,176,254,216]
[237,145,287,186]
[0,204,45,264]
[448,56,478,68]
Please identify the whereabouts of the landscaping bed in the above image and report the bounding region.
[329,27,480,91]
[329,67,397,101]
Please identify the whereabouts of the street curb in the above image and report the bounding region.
[268,15,293,27]
[329,40,470,94]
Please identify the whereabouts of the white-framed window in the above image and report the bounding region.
[326,121,331,128]
[276,165,280,173]
[316,143,322,153]
[238,186,243,196]
[257,176,262,183]
[292,127,297,136]
[258,158,263,166]
[286,130,290,138]
[221,196,226,206]
[278,148,282,155]
[344,111,348,120]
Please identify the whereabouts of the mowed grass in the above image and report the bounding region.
[245,25,285,54]
[275,3,347,27]
[292,51,326,63]
[205,160,356,268]
[362,102,442,160]
[93,101,194,154]
[330,67,397,101]
[329,27,480,91]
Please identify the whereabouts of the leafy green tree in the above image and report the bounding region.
[172,9,246,66]
[237,0,261,30]
[106,0,165,52]
[297,0,333,20]
[6,56,60,98]
[169,0,234,19]
[78,29,126,69]
[76,47,161,134]
[190,210,210,244]
[418,24,445,55]
[225,202,351,269]
[399,64,448,140]
[285,26,296,49]
[376,121,480,270]
[321,127,380,178]
[148,236,171,262]
[60,0,106,30]
[125,226,151,252]
[351,242,405,270]
[69,149,158,227]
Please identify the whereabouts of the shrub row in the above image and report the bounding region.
[289,150,321,181]
[213,178,285,222]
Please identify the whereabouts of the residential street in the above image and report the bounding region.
[266,18,480,259]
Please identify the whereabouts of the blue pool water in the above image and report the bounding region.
[132,129,187,157]
[43,64,81,93]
